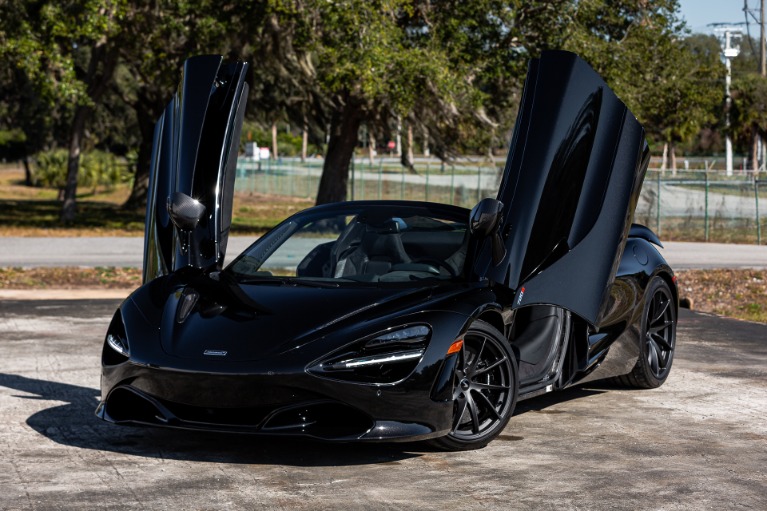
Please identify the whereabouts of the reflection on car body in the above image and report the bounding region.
[97,51,678,450]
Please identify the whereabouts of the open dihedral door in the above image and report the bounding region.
[475,51,650,326]
[143,56,249,283]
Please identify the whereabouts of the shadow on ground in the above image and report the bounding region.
[0,371,611,465]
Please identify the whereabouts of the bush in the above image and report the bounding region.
[0,129,27,161]
[32,150,131,191]
[33,150,69,189]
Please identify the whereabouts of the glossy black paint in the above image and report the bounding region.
[475,51,650,326]
[144,55,248,282]
[98,51,678,445]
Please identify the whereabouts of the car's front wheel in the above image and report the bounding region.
[430,320,518,451]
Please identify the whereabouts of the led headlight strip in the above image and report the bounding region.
[326,348,425,370]
[311,324,432,383]
[106,333,130,357]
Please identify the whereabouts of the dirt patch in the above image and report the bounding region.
[676,269,767,323]
[0,267,141,289]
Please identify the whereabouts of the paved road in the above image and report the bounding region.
[1,236,765,269]
[0,237,254,268]
[659,241,767,269]
[0,302,764,510]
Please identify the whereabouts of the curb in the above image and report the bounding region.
[0,289,132,300]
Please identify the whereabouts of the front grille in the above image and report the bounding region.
[104,386,374,439]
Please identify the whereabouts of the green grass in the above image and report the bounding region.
[0,165,311,236]
[0,199,146,232]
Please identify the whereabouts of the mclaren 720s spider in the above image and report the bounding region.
[97,50,677,450]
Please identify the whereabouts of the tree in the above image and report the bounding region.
[0,66,55,185]
[564,0,723,170]
[118,0,255,210]
[731,73,767,172]
[1,0,126,221]
[253,1,574,205]
[730,35,767,172]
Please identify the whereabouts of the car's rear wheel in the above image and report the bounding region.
[430,320,518,451]
[617,276,676,389]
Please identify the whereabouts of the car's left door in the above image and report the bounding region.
[143,55,249,283]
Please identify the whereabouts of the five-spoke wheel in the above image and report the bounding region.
[619,276,677,388]
[430,320,518,450]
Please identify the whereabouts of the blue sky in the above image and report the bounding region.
[678,0,756,34]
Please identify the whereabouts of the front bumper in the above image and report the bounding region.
[97,361,453,442]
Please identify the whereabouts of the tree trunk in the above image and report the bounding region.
[301,117,308,163]
[123,136,152,210]
[22,154,33,186]
[752,128,760,175]
[669,142,677,175]
[422,126,430,157]
[407,124,414,164]
[271,122,278,159]
[395,116,402,157]
[61,106,91,222]
[315,97,363,205]
[400,121,417,174]
[123,101,159,210]
[368,130,376,164]
[58,41,119,222]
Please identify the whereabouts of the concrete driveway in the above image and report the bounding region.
[0,301,765,510]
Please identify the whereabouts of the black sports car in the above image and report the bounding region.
[97,51,678,450]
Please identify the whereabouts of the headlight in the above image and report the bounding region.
[363,325,430,348]
[308,324,431,384]
[106,333,129,357]
[102,310,130,365]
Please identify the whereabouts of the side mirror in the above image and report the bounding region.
[469,198,506,266]
[167,192,206,231]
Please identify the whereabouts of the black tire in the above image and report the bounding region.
[429,320,518,451]
[616,276,676,389]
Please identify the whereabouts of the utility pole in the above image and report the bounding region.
[761,0,765,173]
[745,0,766,171]
[713,26,742,176]
[762,0,766,76]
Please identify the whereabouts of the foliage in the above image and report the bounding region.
[732,74,767,138]
[33,150,130,191]
[240,121,322,157]
[730,37,767,165]
[2,0,766,213]
[564,0,723,153]
[0,129,27,160]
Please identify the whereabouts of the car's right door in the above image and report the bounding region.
[473,51,650,327]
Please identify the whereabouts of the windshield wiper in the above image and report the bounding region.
[234,275,349,288]
[234,275,290,285]
[288,279,342,288]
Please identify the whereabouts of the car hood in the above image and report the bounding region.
[151,278,460,362]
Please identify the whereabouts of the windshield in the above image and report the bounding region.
[228,203,469,285]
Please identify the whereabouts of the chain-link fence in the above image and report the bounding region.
[235,157,766,245]
[235,157,501,209]
[637,171,765,244]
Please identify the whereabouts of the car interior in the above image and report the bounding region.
[291,214,468,282]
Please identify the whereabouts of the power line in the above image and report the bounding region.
[744,0,757,56]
